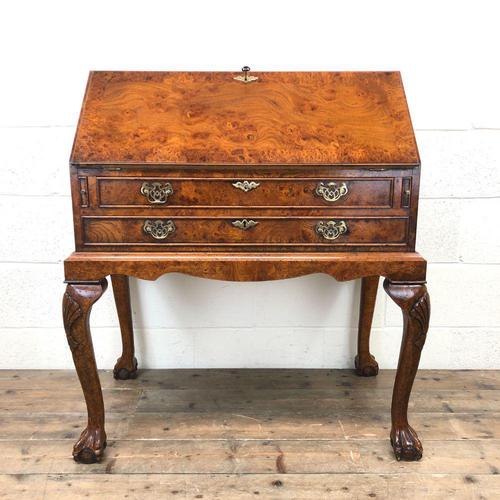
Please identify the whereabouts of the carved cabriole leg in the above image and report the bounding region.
[111,275,138,380]
[355,276,380,377]
[384,279,430,461]
[63,279,108,463]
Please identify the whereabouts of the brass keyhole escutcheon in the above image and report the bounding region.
[234,66,258,84]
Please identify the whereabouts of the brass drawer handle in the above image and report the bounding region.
[315,181,348,203]
[232,219,259,230]
[316,220,348,241]
[232,180,260,192]
[143,219,176,240]
[140,182,173,204]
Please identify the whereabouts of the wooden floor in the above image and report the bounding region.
[0,369,499,499]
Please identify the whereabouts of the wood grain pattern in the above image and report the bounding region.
[96,176,395,208]
[4,387,500,414]
[355,276,380,376]
[2,473,499,500]
[384,280,431,461]
[2,368,499,391]
[70,165,420,253]
[82,216,409,248]
[3,410,500,441]
[64,70,429,466]
[64,251,427,282]
[62,280,108,463]
[2,369,499,498]
[2,439,499,474]
[71,71,419,166]
[110,275,137,380]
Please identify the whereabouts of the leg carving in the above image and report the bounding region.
[355,276,379,376]
[63,279,108,463]
[111,275,138,380]
[384,279,430,461]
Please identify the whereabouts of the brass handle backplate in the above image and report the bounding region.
[316,220,348,241]
[315,181,348,203]
[232,219,259,230]
[140,182,173,204]
[232,180,260,192]
[143,219,176,240]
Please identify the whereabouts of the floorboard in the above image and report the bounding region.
[0,369,498,499]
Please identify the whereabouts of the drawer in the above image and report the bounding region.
[96,177,395,209]
[83,216,408,247]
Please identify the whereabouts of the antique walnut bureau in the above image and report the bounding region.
[63,69,430,464]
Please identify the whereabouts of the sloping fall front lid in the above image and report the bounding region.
[70,71,419,166]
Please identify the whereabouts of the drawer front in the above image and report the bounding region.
[96,177,395,208]
[83,216,408,247]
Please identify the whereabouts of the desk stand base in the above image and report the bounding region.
[63,252,429,463]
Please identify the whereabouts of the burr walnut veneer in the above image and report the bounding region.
[63,70,430,464]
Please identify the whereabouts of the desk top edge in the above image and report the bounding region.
[65,251,427,263]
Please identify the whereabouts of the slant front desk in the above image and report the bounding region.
[63,69,430,463]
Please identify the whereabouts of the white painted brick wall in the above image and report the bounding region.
[1,0,499,369]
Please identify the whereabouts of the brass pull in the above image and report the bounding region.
[232,219,259,230]
[143,219,176,240]
[316,220,348,241]
[315,181,348,203]
[232,180,260,192]
[140,182,173,204]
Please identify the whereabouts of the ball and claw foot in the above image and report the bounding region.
[73,426,107,464]
[113,356,138,380]
[354,354,379,377]
[390,425,423,461]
